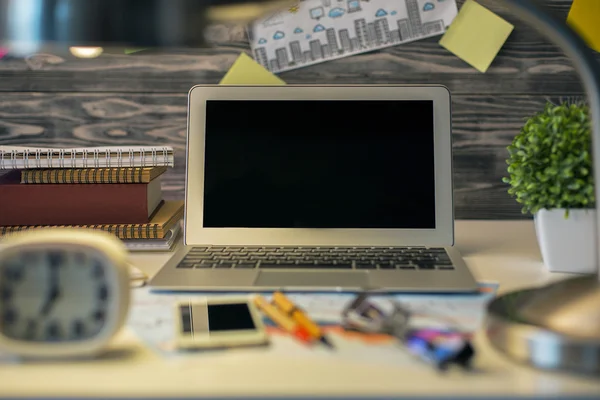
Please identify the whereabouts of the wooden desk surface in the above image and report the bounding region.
[1,220,599,398]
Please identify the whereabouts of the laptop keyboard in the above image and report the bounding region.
[176,247,455,271]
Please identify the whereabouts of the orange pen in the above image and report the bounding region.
[254,295,313,344]
[272,291,334,348]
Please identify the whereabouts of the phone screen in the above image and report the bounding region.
[207,303,256,332]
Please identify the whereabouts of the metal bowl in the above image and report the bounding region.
[485,276,600,376]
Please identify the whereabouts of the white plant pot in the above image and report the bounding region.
[534,208,598,274]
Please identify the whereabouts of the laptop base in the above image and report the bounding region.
[148,245,479,293]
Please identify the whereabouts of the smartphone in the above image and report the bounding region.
[174,296,269,349]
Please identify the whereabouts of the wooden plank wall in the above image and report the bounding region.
[0,0,597,219]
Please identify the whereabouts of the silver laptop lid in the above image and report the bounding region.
[185,85,454,247]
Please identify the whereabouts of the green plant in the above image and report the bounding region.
[502,101,595,217]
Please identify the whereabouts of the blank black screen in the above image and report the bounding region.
[203,100,436,229]
[207,303,256,332]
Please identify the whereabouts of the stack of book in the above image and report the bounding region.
[0,146,184,251]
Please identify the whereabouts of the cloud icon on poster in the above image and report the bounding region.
[391,10,397,15]
[258,38,267,44]
[313,24,325,33]
[273,31,285,40]
[423,2,435,11]
[328,7,345,18]
[294,27,303,34]
[310,7,324,20]
[375,9,388,17]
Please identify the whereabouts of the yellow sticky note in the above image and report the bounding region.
[439,0,514,73]
[567,0,600,53]
[219,53,286,85]
[124,48,146,55]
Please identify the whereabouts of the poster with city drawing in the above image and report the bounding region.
[248,0,459,73]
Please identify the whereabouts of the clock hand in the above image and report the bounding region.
[40,288,59,316]
[40,264,60,316]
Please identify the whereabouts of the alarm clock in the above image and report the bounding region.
[0,228,130,359]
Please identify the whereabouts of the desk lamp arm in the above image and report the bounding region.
[482,1,600,375]
[491,0,600,282]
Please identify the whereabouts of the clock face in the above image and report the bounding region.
[0,247,111,343]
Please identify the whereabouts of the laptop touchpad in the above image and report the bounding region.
[255,271,368,288]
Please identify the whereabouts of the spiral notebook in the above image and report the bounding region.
[123,223,182,251]
[0,200,184,239]
[20,166,168,184]
[0,146,174,169]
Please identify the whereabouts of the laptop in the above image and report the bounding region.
[148,85,478,293]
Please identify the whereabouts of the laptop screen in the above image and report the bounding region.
[203,100,436,229]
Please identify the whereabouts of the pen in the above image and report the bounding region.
[401,328,475,371]
[272,291,334,348]
[253,295,313,344]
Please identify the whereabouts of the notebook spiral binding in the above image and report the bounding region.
[0,147,173,169]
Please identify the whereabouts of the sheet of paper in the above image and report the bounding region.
[248,0,459,73]
[220,52,286,85]
[567,0,600,53]
[128,282,498,362]
[438,0,514,73]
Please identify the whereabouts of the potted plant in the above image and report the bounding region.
[503,101,596,274]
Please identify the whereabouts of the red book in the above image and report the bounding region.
[0,171,163,225]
